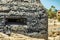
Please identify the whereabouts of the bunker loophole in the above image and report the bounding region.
[5,18,27,25]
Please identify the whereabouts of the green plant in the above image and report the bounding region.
[58,16,60,22]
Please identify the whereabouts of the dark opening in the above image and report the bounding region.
[5,18,27,25]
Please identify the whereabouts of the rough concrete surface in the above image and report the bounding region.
[0,0,48,40]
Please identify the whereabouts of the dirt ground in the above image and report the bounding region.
[0,32,45,40]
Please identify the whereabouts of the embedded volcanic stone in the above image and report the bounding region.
[0,0,48,40]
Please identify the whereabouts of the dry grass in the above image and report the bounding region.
[0,32,45,40]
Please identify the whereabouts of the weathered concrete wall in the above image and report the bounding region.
[0,0,48,40]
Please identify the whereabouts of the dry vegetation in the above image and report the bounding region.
[0,32,45,40]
